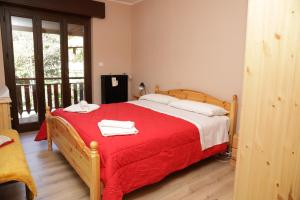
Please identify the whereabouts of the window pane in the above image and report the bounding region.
[11,16,38,124]
[12,16,35,78]
[68,24,85,104]
[42,21,61,78]
[42,20,63,109]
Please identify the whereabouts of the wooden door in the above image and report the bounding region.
[234,0,300,199]
[0,6,92,132]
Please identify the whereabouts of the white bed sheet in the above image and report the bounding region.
[129,100,229,150]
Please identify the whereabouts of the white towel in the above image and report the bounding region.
[99,120,135,129]
[0,135,13,146]
[99,125,138,137]
[64,101,100,113]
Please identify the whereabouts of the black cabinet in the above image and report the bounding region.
[101,75,128,104]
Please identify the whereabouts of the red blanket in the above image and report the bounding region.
[36,103,227,200]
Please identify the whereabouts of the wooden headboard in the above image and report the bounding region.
[155,86,238,149]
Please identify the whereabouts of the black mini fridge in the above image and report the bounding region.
[101,75,128,104]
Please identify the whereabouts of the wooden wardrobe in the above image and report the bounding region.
[234,0,300,199]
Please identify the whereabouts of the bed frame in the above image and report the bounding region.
[46,86,238,200]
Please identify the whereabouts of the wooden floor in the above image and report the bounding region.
[0,132,235,200]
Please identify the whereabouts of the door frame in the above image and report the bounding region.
[0,5,92,132]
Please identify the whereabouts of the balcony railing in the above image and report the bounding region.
[16,77,85,117]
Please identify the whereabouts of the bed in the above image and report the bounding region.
[41,86,238,200]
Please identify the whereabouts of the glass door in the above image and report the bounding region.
[68,24,85,104]
[1,6,92,132]
[11,16,39,126]
[42,20,63,110]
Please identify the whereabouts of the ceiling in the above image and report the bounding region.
[109,0,144,5]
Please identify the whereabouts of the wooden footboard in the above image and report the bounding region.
[45,106,102,200]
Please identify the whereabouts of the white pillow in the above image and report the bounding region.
[139,94,178,105]
[168,100,228,117]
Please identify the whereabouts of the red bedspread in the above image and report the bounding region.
[36,103,227,200]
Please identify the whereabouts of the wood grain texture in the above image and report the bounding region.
[155,86,238,148]
[230,135,238,168]
[46,106,101,200]
[234,0,300,199]
[0,132,235,200]
[0,98,12,129]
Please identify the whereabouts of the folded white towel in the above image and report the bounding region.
[99,120,135,129]
[64,100,100,113]
[99,125,138,137]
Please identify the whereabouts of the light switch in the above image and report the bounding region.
[98,62,104,67]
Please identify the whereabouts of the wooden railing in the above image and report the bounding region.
[16,77,85,116]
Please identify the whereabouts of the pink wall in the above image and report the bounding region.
[92,1,132,103]
[0,0,248,130]
[132,0,248,107]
